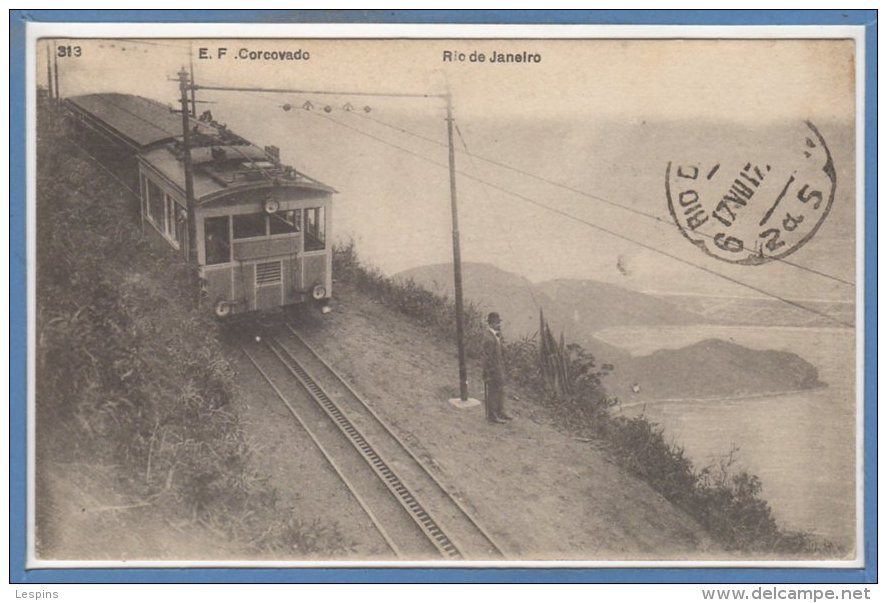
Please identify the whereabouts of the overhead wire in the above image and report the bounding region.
[201,86,854,289]
[197,86,853,327]
[307,109,854,329]
[351,110,854,288]
[100,38,193,51]
[452,121,544,314]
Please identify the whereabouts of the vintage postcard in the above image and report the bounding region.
[16,14,872,578]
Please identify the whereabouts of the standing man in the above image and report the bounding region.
[482,312,513,424]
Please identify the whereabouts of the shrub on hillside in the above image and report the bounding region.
[36,114,350,556]
[334,239,487,357]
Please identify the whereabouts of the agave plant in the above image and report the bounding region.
[538,309,571,400]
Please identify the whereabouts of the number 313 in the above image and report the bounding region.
[57,45,82,58]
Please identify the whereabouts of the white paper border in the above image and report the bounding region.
[23,21,868,571]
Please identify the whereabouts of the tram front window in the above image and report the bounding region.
[204,216,231,265]
[270,209,301,235]
[233,213,267,239]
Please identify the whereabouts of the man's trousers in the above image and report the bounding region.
[484,379,505,420]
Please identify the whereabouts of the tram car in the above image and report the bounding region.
[65,93,335,318]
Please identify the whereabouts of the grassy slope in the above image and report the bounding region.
[35,104,348,560]
[293,281,719,559]
[341,244,839,556]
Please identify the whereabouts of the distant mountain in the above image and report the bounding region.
[395,262,625,360]
[396,263,823,402]
[396,262,707,356]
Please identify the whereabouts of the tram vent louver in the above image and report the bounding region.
[256,261,282,285]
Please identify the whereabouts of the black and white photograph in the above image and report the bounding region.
[29,32,862,567]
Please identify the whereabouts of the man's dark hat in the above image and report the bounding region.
[487,312,501,324]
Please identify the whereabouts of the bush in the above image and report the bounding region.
[36,105,350,556]
[334,238,487,358]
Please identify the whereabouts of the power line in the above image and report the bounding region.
[351,110,854,288]
[304,110,853,329]
[453,122,543,313]
[202,82,847,288]
[101,38,192,51]
[195,83,441,101]
[197,85,852,327]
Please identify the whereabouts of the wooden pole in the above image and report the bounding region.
[189,47,197,118]
[45,42,55,131]
[446,93,469,402]
[52,42,60,102]
[178,68,197,263]
[45,43,54,101]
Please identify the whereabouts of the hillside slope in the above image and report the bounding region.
[293,281,723,559]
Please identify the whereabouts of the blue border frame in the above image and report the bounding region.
[9,9,877,584]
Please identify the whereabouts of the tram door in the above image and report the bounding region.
[288,253,302,305]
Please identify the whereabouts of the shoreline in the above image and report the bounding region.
[615,384,828,410]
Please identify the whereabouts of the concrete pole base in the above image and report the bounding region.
[448,397,481,409]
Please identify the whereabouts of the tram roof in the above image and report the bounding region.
[66,93,214,149]
[67,93,335,202]
[140,144,336,203]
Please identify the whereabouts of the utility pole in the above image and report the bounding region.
[189,48,197,117]
[52,42,60,103]
[45,43,55,131]
[446,92,469,402]
[45,44,54,101]
[183,80,477,404]
[178,68,197,263]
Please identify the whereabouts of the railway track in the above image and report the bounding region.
[66,130,503,558]
[242,326,506,561]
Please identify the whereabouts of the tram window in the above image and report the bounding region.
[164,194,175,238]
[233,213,267,239]
[174,205,186,247]
[270,209,301,235]
[204,216,231,265]
[140,175,147,205]
[147,180,165,226]
[139,175,148,216]
[304,207,325,251]
[166,196,185,245]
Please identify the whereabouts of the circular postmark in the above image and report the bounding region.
[665,121,836,265]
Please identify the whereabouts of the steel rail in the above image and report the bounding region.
[242,346,403,559]
[284,324,508,559]
[264,336,464,559]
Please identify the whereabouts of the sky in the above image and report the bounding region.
[38,38,858,304]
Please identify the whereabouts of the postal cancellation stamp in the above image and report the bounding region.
[666,121,837,265]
